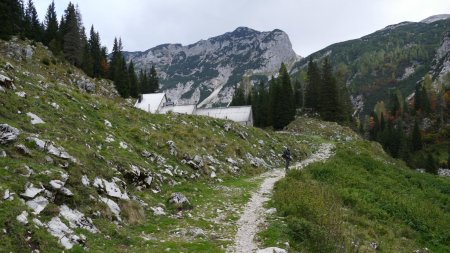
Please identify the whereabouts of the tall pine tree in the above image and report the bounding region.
[305,58,321,111]
[0,0,24,39]
[43,1,58,47]
[319,58,340,122]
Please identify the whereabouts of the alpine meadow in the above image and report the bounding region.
[0,1,449,252]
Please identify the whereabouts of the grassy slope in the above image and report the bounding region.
[260,117,450,252]
[0,39,313,252]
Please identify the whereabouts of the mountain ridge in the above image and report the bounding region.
[123,27,298,107]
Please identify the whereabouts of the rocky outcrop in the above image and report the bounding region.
[0,124,20,144]
[124,27,298,106]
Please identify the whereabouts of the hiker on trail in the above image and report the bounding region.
[282,146,292,171]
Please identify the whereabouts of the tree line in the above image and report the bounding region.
[363,73,450,173]
[0,0,158,98]
[231,58,353,130]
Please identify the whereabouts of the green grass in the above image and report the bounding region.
[0,39,313,252]
[261,120,450,253]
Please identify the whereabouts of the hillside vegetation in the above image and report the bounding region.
[0,39,312,252]
[260,117,450,253]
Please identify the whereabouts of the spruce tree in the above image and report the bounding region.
[319,58,340,122]
[230,84,246,106]
[149,65,159,92]
[268,76,279,127]
[43,1,58,47]
[277,63,295,129]
[128,61,139,98]
[62,2,82,66]
[0,0,24,39]
[425,154,437,174]
[411,120,422,151]
[305,58,321,111]
[88,26,103,77]
[24,0,42,41]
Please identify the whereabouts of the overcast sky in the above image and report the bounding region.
[35,0,450,56]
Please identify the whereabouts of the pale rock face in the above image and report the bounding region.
[16,211,29,225]
[124,27,298,107]
[26,112,45,124]
[47,217,85,249]
[26,196,49,214]
[59,205,99,233]
[99,197,122,221]
[0,124,20,144]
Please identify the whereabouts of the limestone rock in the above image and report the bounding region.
[257,247,287,253]
[26,196,49,214]
[59,205,98,233]
[21,183,44,199]
[0,74,14,89]
[81,175,90,186]
[16,144,32,156]
[16,211,29,225]
[224,123,232,132]
[75,77,96,92]
[151,206,166,216]
[104,119,112,128]
[100,197,121,221]
[3,189,14,200]
[167,140,177,156]
[0,150,6,158]
[49,180,64,190]
[26,112,45,125]
[93,177,129,200]
[0,124,20,144]
[168,192,191,210]
[15,91,26,98]
[47,217,85,250]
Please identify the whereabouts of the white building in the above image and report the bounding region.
[134,93,253,126]
[195,106,253,126]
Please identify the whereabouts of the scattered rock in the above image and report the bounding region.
[16,211,29,225]
[369,242,379,250]
[75,77,96,92]
[0,74,14,89]
[47,217,85,250]
[4,62,14,70]
[0,124,20,144]
[21,183,44,199]
[168,192,191,210]
[238,131,247,140]
[59,205,98,233]
[0,86,4,92]
[50,102,60,110]
[32,218,44,227]
[119,141,128,149]
[265,208,277,215]
[258,140,264,146]
[3,189,14,200]
[93,177,129,200]
[104,120,112,128]
[26,112,45,125]
[105,135,115,143]
[49,180,64,190]
[81,175,90,186]
[26,196,49,214]
[99,197,122,221]
[59,187,74,196]
[224,123,232,132]
[167,140,177,156]
[151,206,166,216]
[257,247,287,253]
[226,157,238,166]
[210,171,217,178]
[0,150,6,158]
[16,144,32,156]
[438,168,450,177]
[188,227,205,238]
[15,91,26,98]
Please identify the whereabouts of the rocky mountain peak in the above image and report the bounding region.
[420,14,450,24]
[124,27,297,107]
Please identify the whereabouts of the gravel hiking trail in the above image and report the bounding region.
[228,143,335,253]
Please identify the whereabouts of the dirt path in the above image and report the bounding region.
[229,143,335,253]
